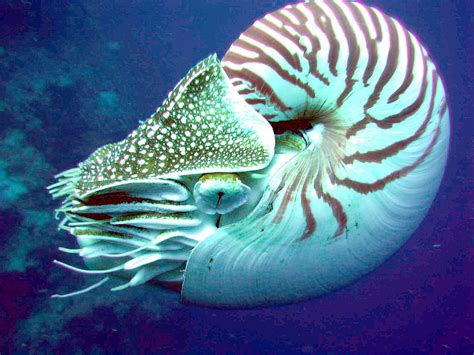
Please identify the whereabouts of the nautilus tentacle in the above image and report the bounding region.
[49,0,449,307]
[49,55,275,292]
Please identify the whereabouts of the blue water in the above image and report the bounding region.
[0,0,472,353]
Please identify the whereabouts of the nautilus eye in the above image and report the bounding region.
[193,173,251,215]
[49,0,449,308]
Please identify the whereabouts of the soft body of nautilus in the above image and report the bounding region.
[49,0,450,307]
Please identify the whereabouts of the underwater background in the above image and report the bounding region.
[0,0,472,353]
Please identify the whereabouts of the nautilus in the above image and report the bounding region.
[49,0,450,308]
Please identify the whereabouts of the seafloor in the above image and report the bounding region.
[0,0,472,353]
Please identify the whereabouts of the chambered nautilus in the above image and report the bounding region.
[49,0,450,307]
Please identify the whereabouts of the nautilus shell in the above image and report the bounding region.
[49,0,450,308]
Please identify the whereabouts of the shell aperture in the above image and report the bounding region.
[49,0,450,308]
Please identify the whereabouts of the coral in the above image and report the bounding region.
[0,2,172,350]
[0,129,53,272]
[97,90,120,117]
[0,130,51,207]
[13,282,178,351]
[0,164,28,208]
[104,41,121,52]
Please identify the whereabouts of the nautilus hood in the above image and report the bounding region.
[72,54,275,198]
[49,0,450,308]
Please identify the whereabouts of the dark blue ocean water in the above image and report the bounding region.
[0,0,472,353]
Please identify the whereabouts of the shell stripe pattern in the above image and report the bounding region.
[222,0,448,240]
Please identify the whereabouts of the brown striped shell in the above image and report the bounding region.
[49,0,450,308]
[182,0,450,307]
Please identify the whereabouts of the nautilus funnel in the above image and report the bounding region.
[49,0,450,308]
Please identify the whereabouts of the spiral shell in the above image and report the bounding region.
[182,0,450,307]
[49,0,449,308]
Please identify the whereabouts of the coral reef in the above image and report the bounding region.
[0,1,151,350]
